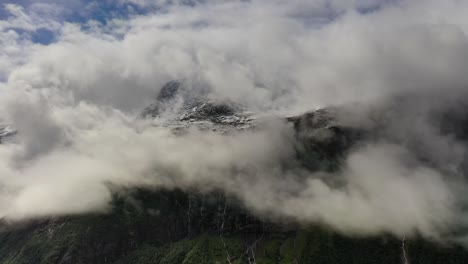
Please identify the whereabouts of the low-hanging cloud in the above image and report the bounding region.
[1,0,468,244]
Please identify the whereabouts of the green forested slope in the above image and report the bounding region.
[0,188,467,264]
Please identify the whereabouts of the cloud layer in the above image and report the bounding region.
[1,0,468,244]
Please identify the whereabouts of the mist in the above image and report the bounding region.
[1,0,468,244]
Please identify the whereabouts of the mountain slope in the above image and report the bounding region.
[0,82,467,263]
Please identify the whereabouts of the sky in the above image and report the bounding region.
[2,0,468,246]
[0,0,392,46]
[0,0,409,110]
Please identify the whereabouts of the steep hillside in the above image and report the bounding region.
[0,82,467,263]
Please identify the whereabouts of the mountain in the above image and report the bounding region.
[0,82,467,264]
[141,81,253,131]
[0,124,16,143]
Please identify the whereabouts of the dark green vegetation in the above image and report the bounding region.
[0,189,467,263]
[1,103,468,263]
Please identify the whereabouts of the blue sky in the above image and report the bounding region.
[0,0,152,44]
[0,0,148,20]
[0,0,391,45]
[0,0,203,25]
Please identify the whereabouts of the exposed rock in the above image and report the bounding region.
[0,124,16,143]
[0,82,467,263]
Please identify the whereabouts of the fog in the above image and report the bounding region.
[1,0,468,243]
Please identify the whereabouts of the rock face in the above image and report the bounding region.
[0,124,16,143]
[141,80,254,131]
[0,81,467,263]
[156,80,181,102]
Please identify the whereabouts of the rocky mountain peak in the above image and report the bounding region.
[142,81,254,131]
[156,80,182,102]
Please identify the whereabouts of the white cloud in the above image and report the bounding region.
[1,3,61,31]
[1,0,468,244]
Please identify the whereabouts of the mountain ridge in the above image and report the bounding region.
[0,81,467,263]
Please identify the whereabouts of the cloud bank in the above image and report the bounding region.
[1,0,468,244]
